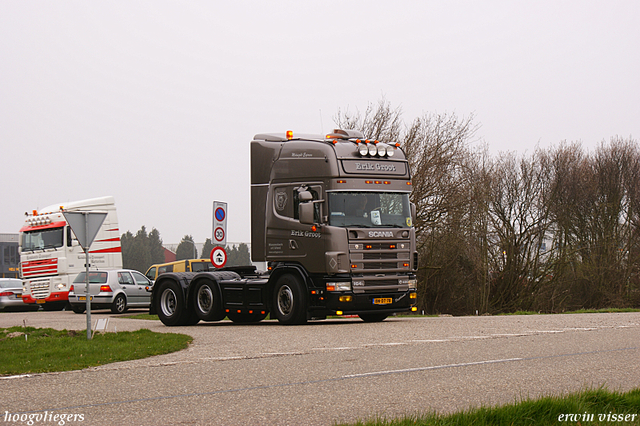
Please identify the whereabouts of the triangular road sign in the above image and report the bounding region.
[63,211,107,250]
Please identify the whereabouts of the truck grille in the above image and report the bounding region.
[349,239,411,293]
[29,278,52,299]
[22,258,58,278]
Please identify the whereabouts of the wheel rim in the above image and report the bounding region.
[277,285,294,316]
[115,296,125,313]
[197,285,213,314]
[161,288,177,317]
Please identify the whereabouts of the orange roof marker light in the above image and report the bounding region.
[286,130,294,140]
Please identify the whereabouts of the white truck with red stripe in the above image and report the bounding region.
[20,196,122,310]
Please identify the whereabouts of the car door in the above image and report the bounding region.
[117,271,139,305]
[131,271,152,306]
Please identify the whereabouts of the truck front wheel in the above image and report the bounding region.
[272,274,307,325]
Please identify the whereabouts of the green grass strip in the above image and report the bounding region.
[0,326,192,375]
[339,388,640,426]
[122,313,160,320]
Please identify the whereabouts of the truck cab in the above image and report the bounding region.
[251,129,418,322]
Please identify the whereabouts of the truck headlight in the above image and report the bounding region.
[326,282,351,292]
[399,278,417,289]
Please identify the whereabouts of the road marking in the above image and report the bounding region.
[6,346,637,416]
[342,357,525,379]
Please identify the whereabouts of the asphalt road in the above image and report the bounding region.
[1,310,639,425]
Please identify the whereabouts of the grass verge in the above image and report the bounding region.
[0,326,192,376]
[337,388,640,426]
[122,313,159,320]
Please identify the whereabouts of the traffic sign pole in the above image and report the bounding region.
[63,211,107,340]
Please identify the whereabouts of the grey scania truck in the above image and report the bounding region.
[151,129,418,325]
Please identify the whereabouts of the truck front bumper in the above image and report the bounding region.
[321,289,416,316]
[22,291,68,304]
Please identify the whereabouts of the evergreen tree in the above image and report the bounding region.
[201,238,214,260]
[148,228,165,264]
[176,235,197,260]
[131,226,152,273]
[121,226,166,273]
[225,243,251,267]
[120,231,135,269]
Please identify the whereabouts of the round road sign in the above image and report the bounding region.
[210,246,227,268]
[215,207,226,222]
[214,227,225,242]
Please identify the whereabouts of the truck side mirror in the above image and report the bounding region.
[299,202,315,224]
[298,191,313,202]
[410,202,416,225]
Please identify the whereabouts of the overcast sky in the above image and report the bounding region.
[1,1,639,248]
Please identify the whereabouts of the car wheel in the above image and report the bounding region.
[358,313,388,322]
[272,274,307,325]
[111,293,128,314]
[71,305,86,314]
[194,280,224,321]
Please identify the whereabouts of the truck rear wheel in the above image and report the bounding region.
[156,280,199,326]
[272,274,307,325]
[194,280,224,321]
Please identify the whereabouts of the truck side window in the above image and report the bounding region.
[293,187,321,222]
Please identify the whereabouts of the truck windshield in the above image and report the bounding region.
[21,227,64,251]
[328,192,412,228]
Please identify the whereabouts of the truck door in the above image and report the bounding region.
[265,183,326,273]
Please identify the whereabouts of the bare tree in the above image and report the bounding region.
[335,99,640,314]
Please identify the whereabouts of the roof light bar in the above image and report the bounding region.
[355,140,398,158]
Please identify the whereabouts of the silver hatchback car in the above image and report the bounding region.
[68,269,153,314]
[0,278,38,311]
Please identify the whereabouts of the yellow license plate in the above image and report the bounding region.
[78,296,93,301]
[36,299,46,304]
[373,298,393,305]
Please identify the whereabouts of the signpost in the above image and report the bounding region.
[62,210,107,340]
[212,201,228,269]
[213,201,227,247]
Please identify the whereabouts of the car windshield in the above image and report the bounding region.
[328,191,412,228]
[21,227,64,251]
[74,272,108,284]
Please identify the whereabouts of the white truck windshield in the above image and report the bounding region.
[21,227,64,251]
